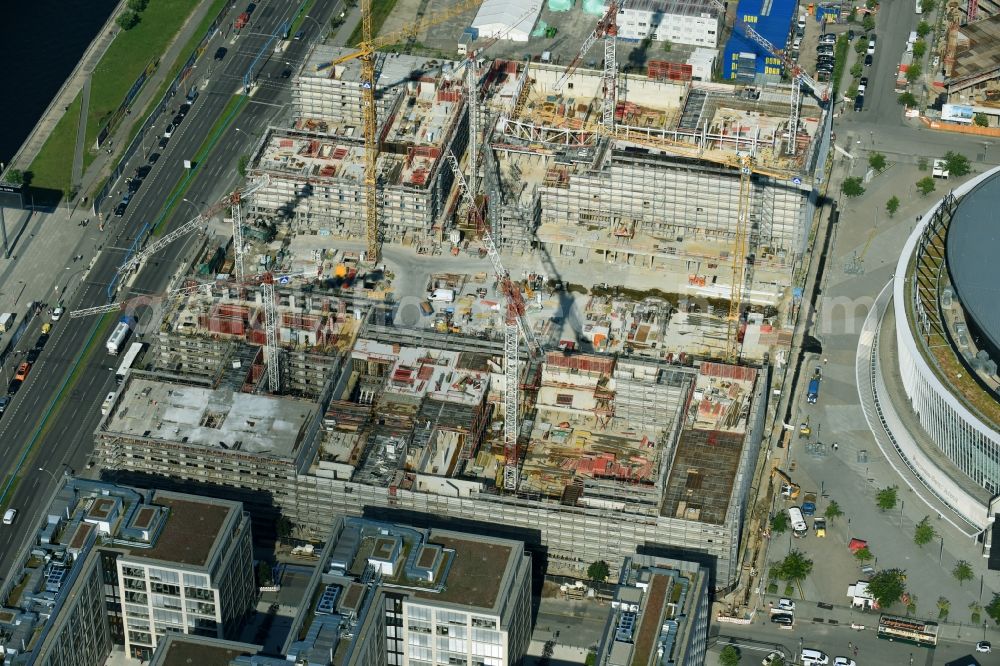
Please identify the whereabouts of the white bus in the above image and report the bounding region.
[115,342,147,384]
[788,507,808,537]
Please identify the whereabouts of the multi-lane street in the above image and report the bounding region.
[0,0,341,576]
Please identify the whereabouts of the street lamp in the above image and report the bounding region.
[37,465,69,485]
[181,198,203,220]
[302,14,323,34]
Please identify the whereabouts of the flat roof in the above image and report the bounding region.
[153,636,259,666]
[660,428,745,524]
[946,171,1000,360]
[124,496,231,567]
[949,15,1000,84]
[106,377,314,458]
[413,534,513,610]
[630,573,668,666]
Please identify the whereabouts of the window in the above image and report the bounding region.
[556,393,573,407]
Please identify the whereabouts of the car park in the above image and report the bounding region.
[148,152,161,164]
[777,598,795,611]
[770,613,794,625]
[977,641,992,653]
[214,46,227,61]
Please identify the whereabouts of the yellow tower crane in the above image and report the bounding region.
[325,0,484,264]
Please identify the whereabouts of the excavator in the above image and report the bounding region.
[771,467,800,500]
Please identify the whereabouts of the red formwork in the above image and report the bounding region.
[544,351,615,374]
[647,59,692,82]
[699,361,757,383]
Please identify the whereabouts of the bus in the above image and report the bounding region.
[787,507,808,537]
[877,614,939,646]
[115,342,146,383]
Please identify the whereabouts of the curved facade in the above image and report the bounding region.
[890,168,1000,528]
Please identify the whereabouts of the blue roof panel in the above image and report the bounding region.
[723,0,797,78]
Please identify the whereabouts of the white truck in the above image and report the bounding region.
[0,312,13,332]
[106,316,136,355]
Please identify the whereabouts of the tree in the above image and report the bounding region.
[937,596,950,619]
[912,40,927,59]
[944,151,971,177]
[588,560,611,582]
[127,0,148,11]
[898,91,918,107]
[868,152,887,172]
[238,154,250,178]
[916,176,936,196]
[971,602,983,624]
[116,10,140,30]
[719,645,741,666]
[824,500,843,520]
[867,568,908,608]
[975,113,990,127]
[774,550,813,584]
[855,38,867,55]
[906,63,922,83]
[876,485,898,511]
[842,176,866,198]
[917,20,932,38]
[771,511,789,534]
[920,0,935,13]
[862,13,876,31]
[850,62,864,78]
[886,195,900,217]
[988,593,1000,625]
[953,560,974,585]
[854,546,874,564]
[914,516,935,546]
[257,561,272,585]
[917,156,929,171]
[3,169,24,186]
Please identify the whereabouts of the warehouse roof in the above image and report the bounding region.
[471,0,543,42]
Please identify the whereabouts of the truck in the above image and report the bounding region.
[106,316,136,356]
[807,377,820,404]
[813,517,827,538]
[801,492,817,516]
[430,288,455,303]
[235,11,250,30]
[895,51,913,93]
[0,312,13,332]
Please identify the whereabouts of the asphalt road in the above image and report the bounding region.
[0,0,341,576]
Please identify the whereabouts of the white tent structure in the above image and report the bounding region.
[470,0,543,42]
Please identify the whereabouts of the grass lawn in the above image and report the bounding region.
[347,0,401,45]
[27,91,83,195]
[86,0,204,152]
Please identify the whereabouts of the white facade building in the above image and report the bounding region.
[471,0,543,42]
[616,0,722,47]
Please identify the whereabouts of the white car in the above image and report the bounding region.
[3,508,17,525]
[777,598,795,611]
[834,658,857,666]
[762,652,784,666]
[976,641,992,653]
[51,305,64,321]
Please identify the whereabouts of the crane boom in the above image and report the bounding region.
[742,24,828,101]
[553,0,625,93]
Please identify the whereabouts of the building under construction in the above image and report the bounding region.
[481,61,824,304]
[96,308,768,592]
[248,47,468,244]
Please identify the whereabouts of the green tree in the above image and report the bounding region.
[886,195,900,217]
[116,10,140,30]
[953,560,974,585]
[127,0,148,11]
[862,13,876,31]
[914,516,935,546]
[869,152,887,172]
[865,0,877,8]
[916,176,936,196]
[876,485,898,510]
[975,113,990,127]
[898,91,918,107]
[944,151,971,176]
[937,596,950,619]
[850,62,864,78]
[2,169,24,186]
[588,560,611,582]
[842,176,866,198]
[917,20,932,38]
[238,154,250,178]
[773,550,814,584]
[971,602,983,624]
[918,156,929,171]
[906,63,923,83]
[771,511,789,534]
[912,40,927,59]
[719,645,741,666]
[867,568,908,608]
[854,546,874,563]
[824,500,843,520]
[257,561,272,585]
[988,593,1000,625]
[855,38,867,55]
[920,0,936,13]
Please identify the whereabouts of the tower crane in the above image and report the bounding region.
[117,176,271,278]
[324,0,486,265]
[552,0,625,130]
[446,150,541,492]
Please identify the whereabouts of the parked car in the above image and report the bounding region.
[770,613,794,625]
[864,53,873,66]
[867,36,876,55]
[294,29,305,40]
[0,396,10,416]
[976,641,992,653]
[777,598,795,611]
[127,178,141,193]
[859,76,869,87]
[820,33,837,43]
[833,658,857,666]
[762,653,783,666]
[214,46,228,61]
[7,378,22,396]
[35,333,50,349]
[848,29,856,40]
[172,113,184,125]
[114,202,128,217]
[854,94,865,111]
[51,304,64,321]
[246,2,256,12]
[148,152,161,164]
